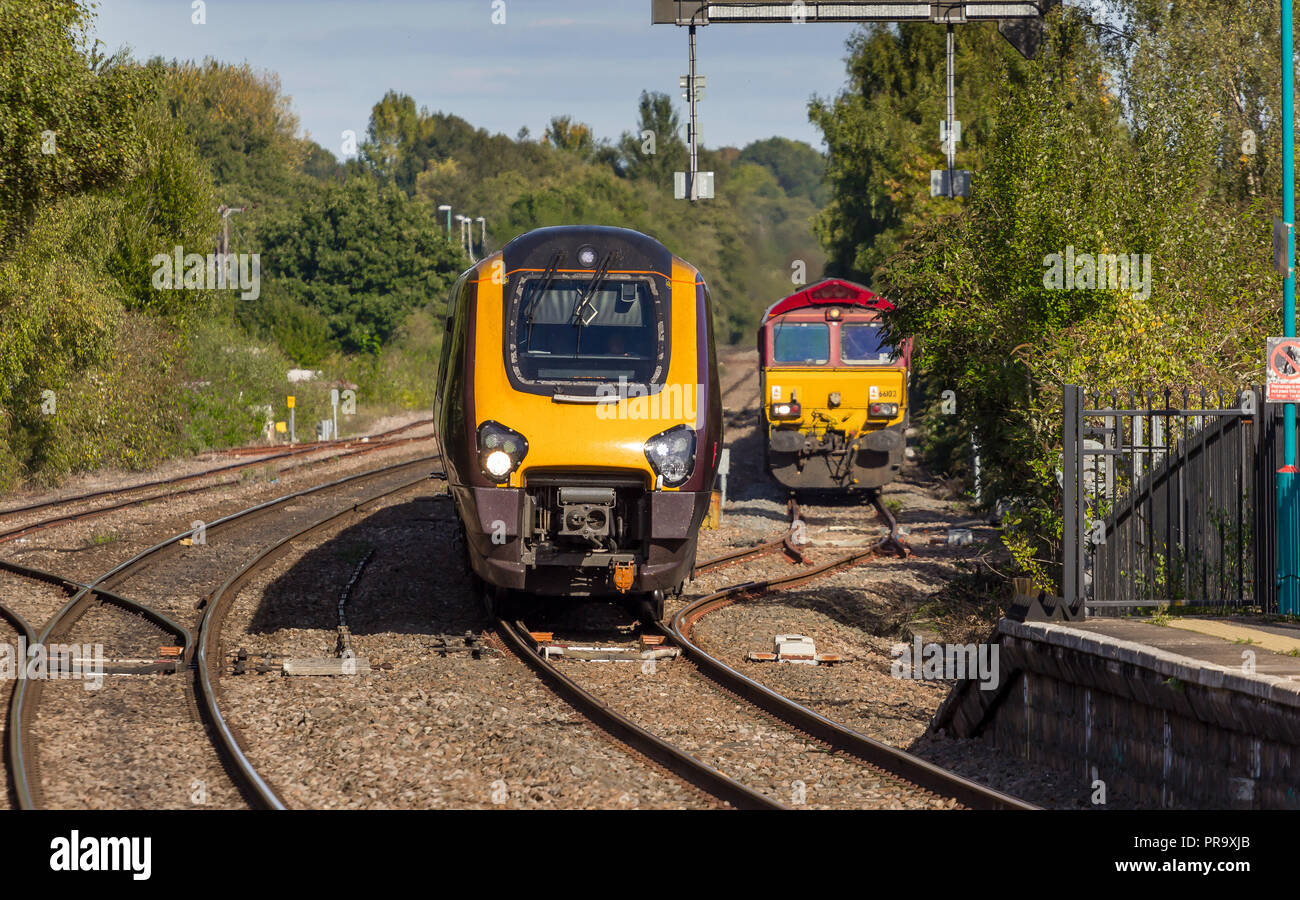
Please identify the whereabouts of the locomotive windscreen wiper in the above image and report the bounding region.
[522,250,564,350]
[572,252,613,356]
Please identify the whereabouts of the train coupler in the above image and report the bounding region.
[611,560,636,593]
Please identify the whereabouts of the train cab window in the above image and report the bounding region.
[514,276,660,384]
[772,321,829,365]
[840,322,895,365]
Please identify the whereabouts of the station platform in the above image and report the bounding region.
[932,613,1300,808]
[1075,616,1300,679]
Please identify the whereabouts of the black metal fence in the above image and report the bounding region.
[1062,386,1291,614]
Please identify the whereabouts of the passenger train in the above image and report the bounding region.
[434,225,722,621]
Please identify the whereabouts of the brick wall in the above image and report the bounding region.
[932,622,1300,809]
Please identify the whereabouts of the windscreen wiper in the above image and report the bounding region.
[522,250,563,349]
[571,253,613,356]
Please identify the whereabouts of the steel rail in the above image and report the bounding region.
[692,499,804,575]
[0,433,432,547]
[7,454,440,809]
[692,534,790,574]
[196,469,442,809]
[199,418,432,457]
[671,496,1036,810]
[1,558,194,810]
[494,617,784,810]
[0,558,191,644]
[0,419,433,521]
[0,602,36,650]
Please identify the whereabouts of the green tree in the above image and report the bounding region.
[619,91,687,185]
[0,0,152,252]
[158,59,309,208]
[0,1,221,484]
[738,137,827,205]
[819,6,1282,587]
[356,91,829,342]
[810,22,1031,281]
[543,115,601,159]
[253,176,465,360]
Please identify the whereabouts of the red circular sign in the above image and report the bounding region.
[1270,339,1300,380]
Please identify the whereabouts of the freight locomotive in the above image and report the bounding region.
[757,278,911,492]
[434,225,722,620]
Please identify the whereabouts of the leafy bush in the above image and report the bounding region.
[817,5,1281,589]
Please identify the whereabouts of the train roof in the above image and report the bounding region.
[761,278,893,321]
[500,225,676,275]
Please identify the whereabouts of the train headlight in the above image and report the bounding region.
[477,421,528,482]
[644,424,696,488]
[483,450,513,478]
[868,402,899,419]
[770,401,802,420]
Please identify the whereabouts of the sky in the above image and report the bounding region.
[89,0,866,158]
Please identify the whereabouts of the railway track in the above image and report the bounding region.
[196,465,442,809]
[0,567,48,808]
[492,617,784,810]
[718,349,758,405]
[5,454,441,809]
[693,498,807,576]
[511,495,1033,811]
[1,423,1025,810]
[671,495,1035,810]
[193,418,430,459]
[0,421,435,547]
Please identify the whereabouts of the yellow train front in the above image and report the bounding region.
[434,225,722,619]
[757,279,910,492]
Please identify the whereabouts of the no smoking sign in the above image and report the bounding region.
[1267,337,1300,403]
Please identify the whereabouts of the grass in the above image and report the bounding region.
[1148,604,1173,626]
[239,464,278,484]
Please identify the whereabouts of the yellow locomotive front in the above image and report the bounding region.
[435,226,723,619]
[757,279,910,491]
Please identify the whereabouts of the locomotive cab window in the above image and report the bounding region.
[841,321,895,365]
[772,321,829,365]
[512,275,664,388]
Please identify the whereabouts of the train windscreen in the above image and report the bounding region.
[772,321,829,365]
[514,276,660,383]
[841,322,895,365]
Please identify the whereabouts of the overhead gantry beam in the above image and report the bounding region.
[652,2,1048,26]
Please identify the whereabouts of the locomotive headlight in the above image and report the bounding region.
[868,402,899,419]
[577,245,598,267]
[770,401,802,420]
[477,421,528,482]
[483,451,513,478]
[644,424,696,488]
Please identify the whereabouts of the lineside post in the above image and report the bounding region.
[1281,0,1299,613]
[1063,386,1079,607]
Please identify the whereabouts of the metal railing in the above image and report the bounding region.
[1062,386,1279,613]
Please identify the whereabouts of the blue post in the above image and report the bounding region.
[1281,0,1300,614]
